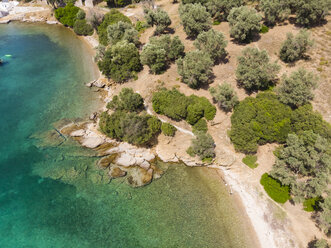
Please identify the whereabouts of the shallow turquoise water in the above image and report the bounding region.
[0,23,256,248]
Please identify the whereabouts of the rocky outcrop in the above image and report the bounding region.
[86,78,106,88]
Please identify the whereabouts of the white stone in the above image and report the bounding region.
[81,137,104,148]
[140,160,150,170]
[70,129,85,137]
[116,153,136,167]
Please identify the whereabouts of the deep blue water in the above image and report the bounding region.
[0,23,256,248]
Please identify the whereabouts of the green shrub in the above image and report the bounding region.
[205,0,243,21]
[209,83,239,112]
[260,173,291,203]
[55,4,80,27]
[230,92,292,153]
[106,88,144,112]
[97,9,131,45]
[97,41,142,82]
[260,25,269,33]
[107,21,139,46]
[99,111,160,146]
[73,19,94,36]
[242,155,258,168]
[213,20,221,25]
[76,9,86,20]
[193,118,208,133]
[135,21,147,32]
[161,123,177,136]
[188,95,216,120]
[303,197,322,212]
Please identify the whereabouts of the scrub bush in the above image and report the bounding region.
[260,173,291,203]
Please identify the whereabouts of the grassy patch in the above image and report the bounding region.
[213,20,221,25]
[260,25,269,34]
[242,155,258,168]
[303,197,322,212]
[260,173,290,204]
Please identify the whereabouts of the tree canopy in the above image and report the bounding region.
[260,0,291,25]
[209,83,239,112]
[107,88,144,112]
[144,8,172,35]
[107,21,139,46]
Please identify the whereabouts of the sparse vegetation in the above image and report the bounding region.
[227,6,262,43]
[73,19,94,36]
[236,47,280,91]
[279,29,314,63]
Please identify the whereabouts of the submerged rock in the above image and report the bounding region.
[70,129,85,137]
[109,167,127,178]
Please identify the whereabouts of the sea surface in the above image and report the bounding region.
[0,23,256,248]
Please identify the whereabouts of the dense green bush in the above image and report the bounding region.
[179,3,212,38]
[107,21,139,46]
[270,131,331,202]
[141,35,184,74]
[97,41,142,82]
[55,4,80,27]
[99,110,161,146]
[279,29,314,63]
[192,118,208,133]
[161,123,177,136]
[236,47,280,91]
[194,29,227,63]
[209,83,239,112]
[97,9,132,45]
[260,24,269,33]
[260,173,291,203]
[290,104,331,141]
[242,155,258,168]
[294,0,331,26]
[76,9,86,20]
[205,0,243,21]
[303,197,322,212]
[152,88,216,123]
[277,68,318,108]
[260,0,290,25]
[106,88,144,112]
[144,8,172,35]
[106,0,132,8]
[73,19,94,36]
[230,92,292,153]
[187,132,215,160]
[227,6,262,43]
[177,50,214,89]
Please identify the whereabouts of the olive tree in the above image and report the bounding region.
[279,29,314,63]
[260,0,291,25]
[194,29,227,63]
[270,131,331,202]
[187,132,215,160]
[144,7,172,35]
[97,40,142,82]
[205,0,243,20]
[177,50,214,88]
[141,35,184,74]
[227,6,262,43]
[209,83,239,112]
[107,21,139,46]
[179,3,212,38]
[236,47,280,91]
[277,68,318,108]
[294,0,331,26]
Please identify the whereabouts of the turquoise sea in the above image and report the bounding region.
[0,23,257,248]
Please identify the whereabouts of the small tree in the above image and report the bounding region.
[107,88,144,112]
[279,29,314,63]
[205,0,243,21]
[177,50,214,88]
[209,83,239,112]
[194,29,227,63]
[144,8,172,35]
[179,3,212,38]
[294,0,331,26]
[97,41,142,82]
[236,47,280,91]
[141,35,184,74]
[277,68,318,108]
[260,0,291,25]
[187,132,215,160]
[73,19,94,36]
[227,6,262,43]
[107,21,139,46]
